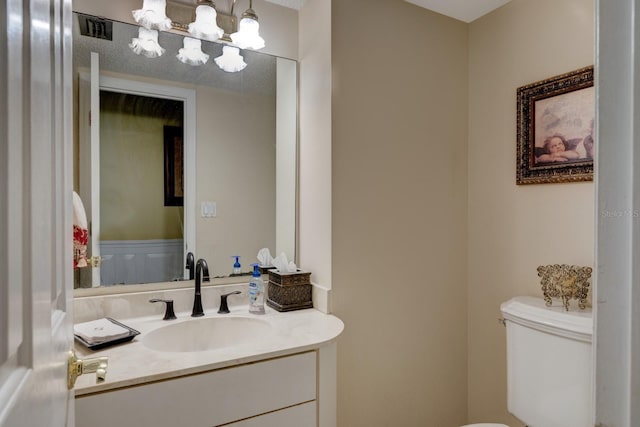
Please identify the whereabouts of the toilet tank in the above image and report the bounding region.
[501,296,593,427]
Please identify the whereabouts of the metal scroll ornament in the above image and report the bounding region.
[537,264,593,311]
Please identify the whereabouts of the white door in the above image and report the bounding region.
[0,0,75,426]
[78,53,101,287]
[595,1,640,426]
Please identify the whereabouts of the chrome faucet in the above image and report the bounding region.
[191,258,210,317]
[185,252,195,280]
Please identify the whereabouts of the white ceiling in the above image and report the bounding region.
[171,0,306,11]
[406,0,512,23]
[265,0,510,22]
[264,0,306,10]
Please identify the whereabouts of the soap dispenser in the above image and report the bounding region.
[248,264,265,314]
[231,255,241,275]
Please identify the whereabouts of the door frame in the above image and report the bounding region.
[77,70,196,286]
[595,1,640,426]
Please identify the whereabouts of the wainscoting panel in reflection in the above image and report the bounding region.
[100,239,184,285]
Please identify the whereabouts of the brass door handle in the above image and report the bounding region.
[89,256,102,267]
[67,350,109,389]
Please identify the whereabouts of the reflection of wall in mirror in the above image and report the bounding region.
[71,7,294,287]
[75,70,278,283]
[75,93,187,287]
[100,92,184,241]
[195,85,277,277]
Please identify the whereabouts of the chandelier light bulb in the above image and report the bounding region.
[132,0,172,31]
[188,4,224,41]
[214,46,247,73]
[230,15,265,50]
[177,37,210,66]
[129,27,165,58]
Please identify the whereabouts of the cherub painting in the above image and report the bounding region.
[516,66,594,184]
[533,86,595,165]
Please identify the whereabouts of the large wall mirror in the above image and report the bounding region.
[72,13,297,291]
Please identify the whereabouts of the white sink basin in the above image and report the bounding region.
[142,316,274,352]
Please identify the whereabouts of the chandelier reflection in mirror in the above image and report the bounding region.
[131,0,264,73]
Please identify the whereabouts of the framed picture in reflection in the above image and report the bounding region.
[516,66,594,185]
[164,125,183,206]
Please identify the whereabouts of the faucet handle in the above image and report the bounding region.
[218,291,242,314]
[149,299,177,320]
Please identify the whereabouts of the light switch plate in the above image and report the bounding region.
[201,201,217,218]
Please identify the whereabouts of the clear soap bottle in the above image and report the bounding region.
[232,255,241,275]
[248,264,265,314]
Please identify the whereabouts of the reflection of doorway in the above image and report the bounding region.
[77,66,196,287]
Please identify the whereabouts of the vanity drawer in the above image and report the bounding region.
[75,351,317,427]
[225,401,316,427]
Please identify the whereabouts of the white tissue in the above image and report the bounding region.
[74,318,130,344]
[271,252,298,273]
[257,248,273,267]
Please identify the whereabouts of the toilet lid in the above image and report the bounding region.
[461,424,510,427]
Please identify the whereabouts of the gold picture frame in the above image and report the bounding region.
[516,66,594,185]
[163,125,183,206]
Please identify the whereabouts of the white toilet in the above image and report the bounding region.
[462,296,593,427]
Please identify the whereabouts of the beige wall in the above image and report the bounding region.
[77,69,277,276]
[467,0,594,424]
[195,86,276,276]
[100,108,182,240]
[331,0,469,425]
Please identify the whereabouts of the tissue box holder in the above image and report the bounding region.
[267,270,313,312]
[259,265,274,275]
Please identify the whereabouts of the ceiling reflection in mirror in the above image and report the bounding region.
[72,13,297,290]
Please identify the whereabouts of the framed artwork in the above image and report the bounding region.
[516,66,594,185]
[163,125,184,206]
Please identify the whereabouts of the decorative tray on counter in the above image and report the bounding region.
[74,317,140,351]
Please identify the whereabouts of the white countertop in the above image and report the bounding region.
[74,306,344,396]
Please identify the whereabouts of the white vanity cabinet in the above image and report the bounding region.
[75,351,317,427]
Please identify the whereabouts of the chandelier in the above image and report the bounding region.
[130,0,264,72]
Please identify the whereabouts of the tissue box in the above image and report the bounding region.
[266,270,313,312]
[268,269,311,286]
